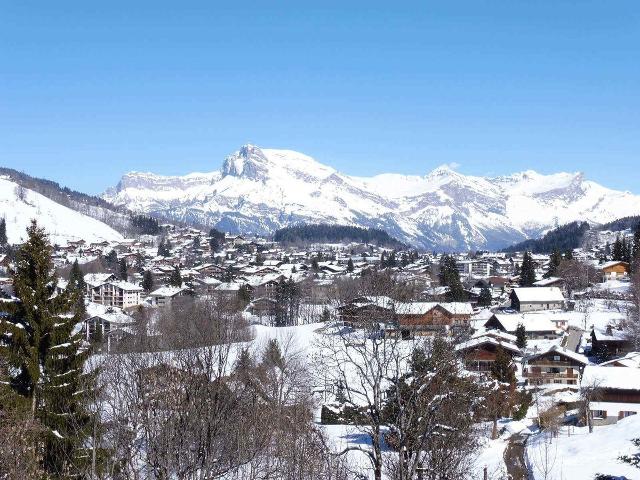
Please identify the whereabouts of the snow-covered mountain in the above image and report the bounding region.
[104,145,640,250]
[0,176,123,245]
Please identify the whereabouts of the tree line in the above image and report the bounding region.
[273,223,406,248]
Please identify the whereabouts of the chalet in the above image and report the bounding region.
[510,287,564,312]
[591,325,633,359]
[84,273,143,309]
[247,297,277,319]
[582,366,640,425]
[523,345,589,386]
[337,296,396,327]
[455,336,521,373]
[484,313,560,340]
[84,305,136,350]
[148,286,189,307]
[533,277,564,288]
[193,276,222,295]
[395,302,473,336]
[600,261,630,281]
[599,352,640,368]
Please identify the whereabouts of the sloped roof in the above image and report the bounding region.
[582,365,640,390]
[512,287,565,303]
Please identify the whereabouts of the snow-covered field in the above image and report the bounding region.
[527,416,640,480]
[0,176,123,244]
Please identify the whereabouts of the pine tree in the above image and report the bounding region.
[142,270,154,292]
[68,259,85,292]
[545,250,562,278]
[262,338,284,369]
[169,266,182,287]
[519,252,536,287]
[68,259,86,316]
[347,258,354,272]
[0,221,92,476]
[439,255,466,301]
[105,249,118,271]
[157,238,171,257]
[0,217,7,245]
[515,323,527,350]
[478,286,492,307]
[118,258,128,281]
[612,236,624,261]
[491,345,516,384]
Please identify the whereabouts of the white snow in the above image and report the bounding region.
[103,144,640,250]
[0,177,123,245]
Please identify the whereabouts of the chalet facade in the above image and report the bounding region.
[455,336,521,373]
[523,345,589,386]
[484,313,561,340]
[600,261,630,281]
[510,287,564,312]
[395,302,473,336]
[591,325,633,359]
[582,366,640,426]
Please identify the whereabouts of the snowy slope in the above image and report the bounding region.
[104,144,640,250]
[527,416,640,479]
[0,176,123,245]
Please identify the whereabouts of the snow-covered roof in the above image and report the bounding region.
[526,344,590,365]
[488,313,558,333]
[582,365,640,390]
[599,352,640,368]
[600,261,630,270]
[455,336,521,355]
[396,302,473,316]
[149,286,186,298]
[512,287,565,303]
[110,280,143,292]
[533,277,562,287]
[84,273,116,287]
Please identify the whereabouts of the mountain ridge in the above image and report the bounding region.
[103,144,640,251]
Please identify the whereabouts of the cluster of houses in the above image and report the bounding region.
[2,221,637,428]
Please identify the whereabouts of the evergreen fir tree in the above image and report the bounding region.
[519,252,536,287]
[346,258,354,272]
[439,255,466,301]
[142,270,154,292]
[545,250,562,278]
[68,259,85,292]
[490,345,515,384]
[478,286,492,307]
[105,249,118,271]
[0,221,92,476]
[157,238,171,257]
[68,259,86,316]
[262,338,284,369]
[169,266,182,287]
[0,217,7,245]
[237,284,252,304]
[118,258,128,281]
[612,236,624,261]
[515,323,527,350]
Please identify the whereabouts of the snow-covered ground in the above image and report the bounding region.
[527,416,640,480]
[0,176,123,245]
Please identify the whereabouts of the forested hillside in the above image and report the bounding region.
[502,221,590,253]
[273,223,406,247]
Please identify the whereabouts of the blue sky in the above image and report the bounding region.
[1,1,639,194]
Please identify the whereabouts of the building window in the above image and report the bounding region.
[591,410,607,419]
[553,355,560,361]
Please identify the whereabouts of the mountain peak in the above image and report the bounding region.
[221,144,268,179]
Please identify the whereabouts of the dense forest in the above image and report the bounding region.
[273,223,405,247]
[598,215,640,232]
[502,221,590,254]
